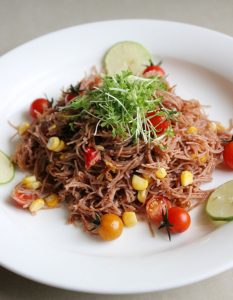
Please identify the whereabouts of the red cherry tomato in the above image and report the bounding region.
[167,207,191,233]
[146,195,172,224]
[29,98,50,118]
[143,65,165,77]
[146,111,171,135]
[84,147,101,169]
[65,93,77,102]
[12,187,39,208]
[223,140,233,169]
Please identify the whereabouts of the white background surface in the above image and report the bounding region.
[0,0,233,299]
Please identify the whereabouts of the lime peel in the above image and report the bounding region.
[206,180,233,221]
[0,150,15,184]
[104,41,152,75]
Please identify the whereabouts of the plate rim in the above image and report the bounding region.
[1,19,233,294]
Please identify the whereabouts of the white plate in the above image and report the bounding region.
[0,20,233,294]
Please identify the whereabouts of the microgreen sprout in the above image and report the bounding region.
[63,71,178,143]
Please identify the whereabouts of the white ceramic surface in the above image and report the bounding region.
[0,20,233,294]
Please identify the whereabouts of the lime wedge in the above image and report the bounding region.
[104,41,152,75]
[0,150,15,184]
[206,180,233,221]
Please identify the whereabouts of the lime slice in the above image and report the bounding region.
[0,150,15,184]
[206,180,233,221]
[104,41,152,75]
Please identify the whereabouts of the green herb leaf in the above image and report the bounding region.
[63,71,175,142]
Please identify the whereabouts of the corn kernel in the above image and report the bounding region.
[216,122,225,133]
[47,137,60,151]
[45,194,59,208]
[22,175,41,190]
[25,181,41,190]
[180,171,193,187]
[137,190,148,203]
[29,198,45,213]
[155,167,167,179]
[199,155,207,163]
[18,122,30,135]
[187,126,198,134]
[122,212,138,227]
[54,140,65,152]
[22,175,37,185]
[132,175,149,191]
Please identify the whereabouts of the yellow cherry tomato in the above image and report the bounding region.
[98,214,123,241]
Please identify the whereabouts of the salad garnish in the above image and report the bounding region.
[63,70,178,143]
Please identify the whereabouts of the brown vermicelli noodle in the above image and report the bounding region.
[12,72,231,233]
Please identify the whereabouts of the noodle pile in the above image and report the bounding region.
[12,72,231,232]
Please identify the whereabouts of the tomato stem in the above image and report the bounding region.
[223,135,233,143]
[88,213,101,231]
[69,82,84,95]
[158,208,173,241]
[92,213,101,226]
[149,59,153,66]
[148,59,163,67]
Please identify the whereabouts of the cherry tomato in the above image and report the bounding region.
[223,140,233,169]
[98,214,123,241]
[146,111,171,135]
[167,207,191,233]
[143,65,165,77]
[84,147,101,169]
[65,93,77,102]
[11,187,39,208]
[146,195,172,224]
[29,98,50,118]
